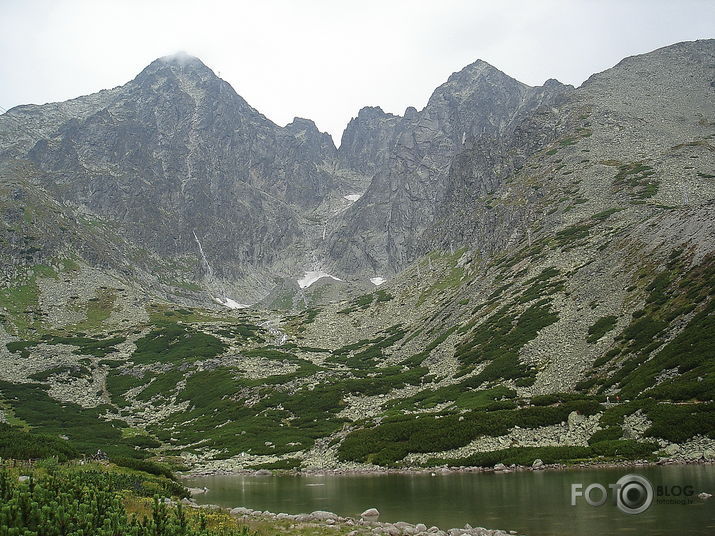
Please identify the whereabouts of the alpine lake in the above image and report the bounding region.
[184,464,715,536]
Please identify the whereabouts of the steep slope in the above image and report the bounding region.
[325,61,571,275]
[426,39,715,256]
[0,53,347,304]
[337,106,404,178]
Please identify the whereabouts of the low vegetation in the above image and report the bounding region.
[338,400,602,466]
[0,464,261,535]
[427,440,659,467]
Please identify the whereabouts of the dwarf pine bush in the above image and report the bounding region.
[0,469,254,536]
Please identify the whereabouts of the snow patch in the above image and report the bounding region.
[344,194,361,202]
[297,271,342,289]
[370,277,387,286]
[214,297,249,309]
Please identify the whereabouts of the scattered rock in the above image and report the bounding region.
[361,508,380,521]
[384,524,402,536]
[230,507,255,515]
[567,411,585,430]
[310,510,339,521]
[395,521,415,532]
[532,459,544,468]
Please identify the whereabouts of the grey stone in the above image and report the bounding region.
[230,507,254,515]
[310,510,339,521]
[361,508,380,520]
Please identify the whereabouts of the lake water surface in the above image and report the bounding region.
[184,464,715,536]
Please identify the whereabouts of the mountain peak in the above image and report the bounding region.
[158,51,206,67]
[286,117,319,130]
[356,106,396,120]
[447,58,505,83]
[135,52,217,83]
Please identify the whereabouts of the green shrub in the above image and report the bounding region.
[531,393,595,406]
[554,223,594,247]
[0,424,79,461]
[41,335,126,357]
[0,381,139,458]
[0,467,236,534]
[427,440,657,467]
[29,365,92,382]
[587,316,617,343]
[517,268,563,304]
[338,401,602,465]
[590,439,658,458]
[454,299,558,383]
[132,324,226,364]
[588,426,622,444]
[591,208,622,221]
[5,341,37,358]
[127,435,162,449]
[645,402,715,443]
[111,456,176,480]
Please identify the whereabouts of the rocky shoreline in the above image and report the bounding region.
[185,502,521,536]
[182,456,715,479]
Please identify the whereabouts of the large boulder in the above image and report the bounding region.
[361,507,380,521]
[310,510,339,521]
[230,507,254,516]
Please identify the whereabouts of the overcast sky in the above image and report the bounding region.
[1,0,713,144]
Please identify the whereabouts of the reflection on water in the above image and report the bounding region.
[184,464,715,536]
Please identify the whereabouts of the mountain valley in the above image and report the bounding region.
[0,40,714,473]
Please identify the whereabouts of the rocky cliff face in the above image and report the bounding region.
[325,61,572,274]
[422,38,715,258]
[337,106,403,178]
[1,41,713,304]
[0,54,348,301]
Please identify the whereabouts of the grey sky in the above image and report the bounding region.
[1,0,713,144]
